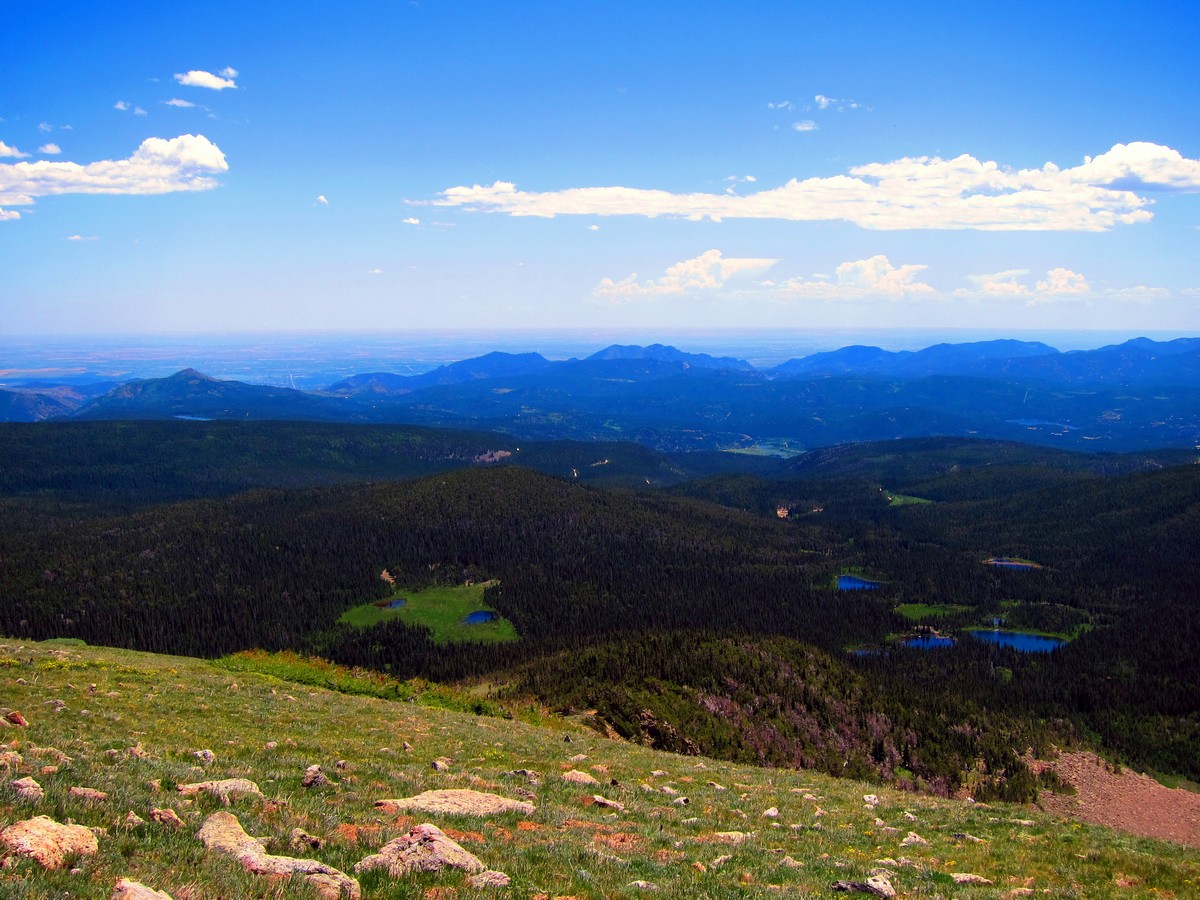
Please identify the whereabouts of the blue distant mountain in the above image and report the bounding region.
[585,343,753,371]
[325,351,553,394]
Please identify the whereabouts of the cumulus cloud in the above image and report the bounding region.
[432,142,1200,231]
[0,208,20,220]
[114,101,130,111]
[0,134,228,220]
[792,120,818,132]
[0,141,29,159]
[38,143,61,155]
[316,194,329,205]
[402,216,420,224]
[593,249,778,300]
[776,255,934,299]
[175,69,237,90]
[965,269,1031,295]
[1035,267,1089,294]
[165,98,196,108]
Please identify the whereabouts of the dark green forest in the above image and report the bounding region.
[1,421,1197,801]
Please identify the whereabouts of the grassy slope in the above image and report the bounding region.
[2,640,1197,899]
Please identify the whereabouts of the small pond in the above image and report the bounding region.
[902,635,955,649]
[463,610,497,624]
[387,598,407,609]
[838,575,885,590]
[966,629,1065,652]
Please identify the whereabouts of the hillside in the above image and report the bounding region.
[2,639,1198,898]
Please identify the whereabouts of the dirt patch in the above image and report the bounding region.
[1035,751,1200,848]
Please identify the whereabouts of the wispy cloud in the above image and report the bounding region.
[175,69,237,90]
[316,194,329,205]
[792,120,818,132]
[0,134,228,221]
[165,98,196,108]
[814,93,862,111]
[67,234,99,241]
[593,249,778,301]
[433,143,1200,231]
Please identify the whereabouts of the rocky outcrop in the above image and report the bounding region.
[9,776,44,801]
[196,811,360,900]
[0,815,99,869]
[373,789,535,817]
[562,769,599,785]
[355,823,488,877]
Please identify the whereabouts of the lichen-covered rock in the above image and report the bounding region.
[469,870,511,888]
[951,873,994,885]
[562,769,599,785]
[177,778,264,805]
[150,808,185,829]
[69,786,109,802]
[354,823,487,877]
[0,815,99,869]
[197,811,360,900]
[373,789,535,817]
[302,764,330,787]
[110,877,174,899]
[10,775,44,801]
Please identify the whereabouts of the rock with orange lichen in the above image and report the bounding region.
[0,815,99,869]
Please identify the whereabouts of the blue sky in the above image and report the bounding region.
[2,1,1198,336]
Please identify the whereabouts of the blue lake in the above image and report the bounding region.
[387,599,407,609]
[967,629,1065,652]
[838,575,884,590]
[903,635,955,649]
[464,610,497,624]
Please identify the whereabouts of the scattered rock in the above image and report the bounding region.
[713,831,752,844]
[863,794,879,807]
[355,823,487,877]
[562,769,599,785]
[10,776,44,801]
[950,873,994,884]
[335,760,349,771]
[302,764,331,788]
[290,828,324,851]
[375,789,535,817]
[431,758,451,772]
[127,744,148,760]
[177,778,264,805]
[264,741,278,750]
[900,832,928,847]
[0,750,21,769]
[150,808,185,829]
[193,749,215,763]
[707,781,726,790]
[902,811,918,822]
[69,786,109,802]
[110,877,174,899]
[502,769,541,785]
[763,807,779,818]
[710,854,733,869]
[402,741,413,752]
[122,812,146,828]
[780,855,804,868]
[43,700,68,712]
[672,796,690,806]
[4,711,27,727]
[469,870,511,888]
[951,832,986,843]
[197,811,360,900]
[628,880,658,890]
[0,815,99,869]
[832,875,896,897]
[590,795,625,812]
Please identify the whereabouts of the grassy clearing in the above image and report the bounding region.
[895,603,973,621]
[2,639,1199,898]
[886,491,933,506]
[338,580,518,644]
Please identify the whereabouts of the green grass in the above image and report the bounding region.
[895,603,973,621]
[2,638,1198,898]
[338,580,519,644]
[886,491,933,506]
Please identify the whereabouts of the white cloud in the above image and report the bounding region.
[587,224,600,231]
[0,141,29,159]
[815,94,862,112]
[593,249,778,301]
[776,255,934,299]
[67,234,98,241]
[220,66,238,79]
[815,94,833,110]
[133,106,147,116]
[0,134,228,218]
[402,216,420,225]
[432,142,1200,231]
[792,120,818,132]
[114,101,130,111]
[368,267,383,275]
[316,194,329,205]
[38,122,52,133]
[38,143,61,155]
[165,98,196,108]
[965,269,1031,295]
[1035,267,1089,295]
[1108,285,1170,303]
[0,208,20,221]
[175,69,237,90]
[767,100,794,111]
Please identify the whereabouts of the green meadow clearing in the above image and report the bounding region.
[338,580,519,644]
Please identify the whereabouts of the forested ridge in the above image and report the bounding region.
[0,421,1197,800]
